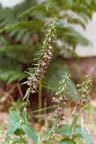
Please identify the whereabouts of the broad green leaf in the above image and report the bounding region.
[7,121,21,135]
[82,130,91,144]
[8,110,21,127]
[22,123,38,144]
[59,138,75,144]
[74,126,91,144]
[55,124,72,136]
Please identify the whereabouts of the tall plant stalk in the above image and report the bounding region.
[38,75,43,126]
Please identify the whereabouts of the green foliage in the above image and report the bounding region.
[0,20,44,33]
[22,124,38,144]
[59,139,75,144]
[4,137,26,144]
[8,110,21,135]
[57,26,90,46]
[1,1,94,144]
[6,109,38,144]
[55,124,72,136]
[0,0,96,86]
[54,120,91,144]
[74,126,91,144]
[44,61,79,100]
[0,0,39,83]
[10,99,28,111]
[0,57,26,83]
[5,73,92,144]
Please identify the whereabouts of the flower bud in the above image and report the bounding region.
[48,51,53,57]
[31,90,36,94]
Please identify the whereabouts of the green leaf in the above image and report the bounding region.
[44,59,68,93]
[45,0,57,11]
[59,138,75,144]
[20,4,45,17]
[23,108,27,121]
[0,57,26,83]
[67,17,86,30]
[57,26,90,46]
[8,110,21,127]
[8,110,22,136]
[23,88,31,100]
[22,123,38,144]
[65,0,73,6]
[22,32,31,43]
[55,124,72,136]
[67,80,80,100]
[71,115,79,130]
[0,20,44,33]
[82,130,91,144]
[14,128,25,136]
[7,121,21,135]
[15,30,25,41]
[74,126,91,144]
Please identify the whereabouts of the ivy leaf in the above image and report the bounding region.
[22,123,38,144]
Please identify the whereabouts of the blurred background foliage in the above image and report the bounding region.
[0,0,96,96]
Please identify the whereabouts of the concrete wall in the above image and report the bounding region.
[0,0,24,8]
[76,13,96,57]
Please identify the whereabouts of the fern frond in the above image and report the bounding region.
[57,26,90,46]
[20,4,45,17]
[44,59,79,100]
[67,17,86,30]
[0,57,26,84]
[0,20,44,33]
[0,44,41,64]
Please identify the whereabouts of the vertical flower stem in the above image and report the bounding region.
[38,74,43,127]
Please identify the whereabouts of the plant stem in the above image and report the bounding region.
[38,74,43,126]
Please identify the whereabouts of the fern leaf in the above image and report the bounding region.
[0,20,44,33]
[57,26,90,46]
[67,17,86,30]
[0,57,26,83]
[20,4,45,17]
